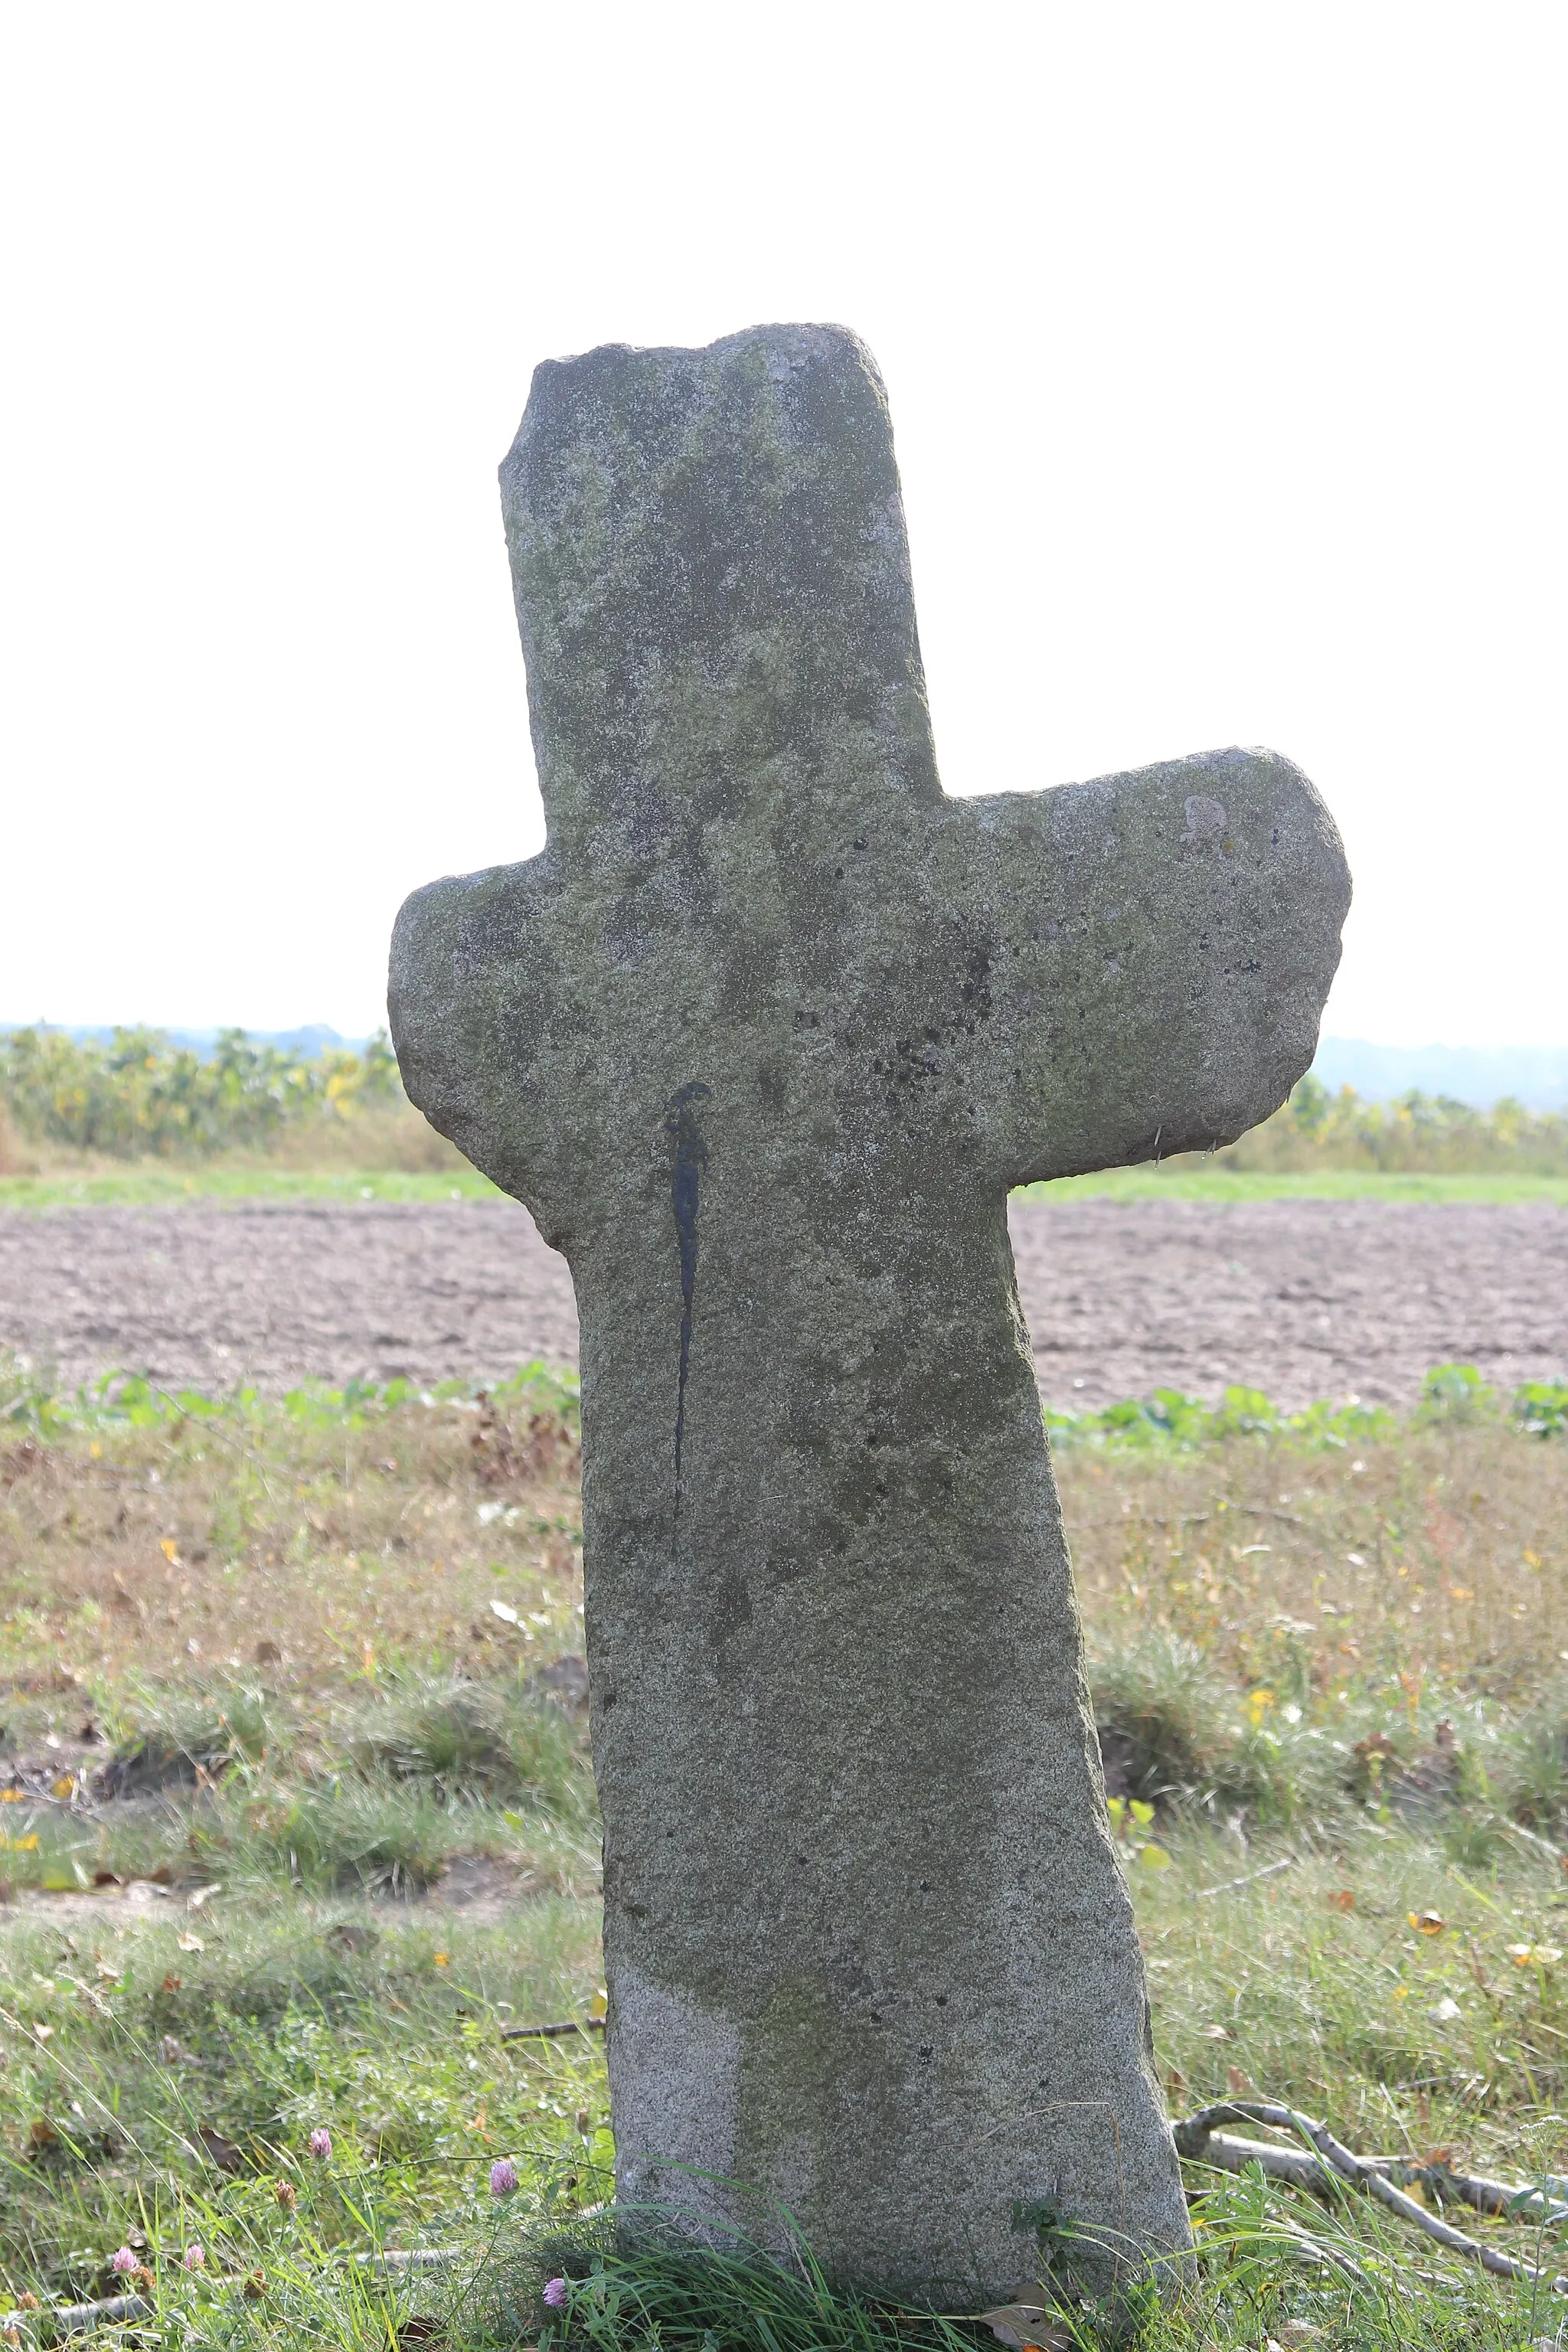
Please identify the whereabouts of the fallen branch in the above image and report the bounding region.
[1191,1856,1297,1900]
[501,2015,605,2042]
[358,2248,462,2269]
[1174,2099,1568,2290]
[1501,1818,1567,1870]
[0,2252,465,2334]
[0,2293,151,2335]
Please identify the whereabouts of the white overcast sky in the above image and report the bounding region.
[2,2,1563,1045]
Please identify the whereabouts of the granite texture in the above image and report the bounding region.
[388,323,1351,2297]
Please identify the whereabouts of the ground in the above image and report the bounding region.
[4,1192,1568,1406]
[2,1190,1568,2347]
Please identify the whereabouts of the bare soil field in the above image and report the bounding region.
[2,1194,1565,1407]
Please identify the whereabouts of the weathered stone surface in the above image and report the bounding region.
[389,323,1351,2297]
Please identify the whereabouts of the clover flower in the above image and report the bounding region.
[308,2127,332,2159]
[183,2246,205,2272]
[110,2249,137,2278]
[544,2277,569,2308]
[490,2157,519,2198]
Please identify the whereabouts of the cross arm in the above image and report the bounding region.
[387,855,589,1253]
[945,747,1351,1186]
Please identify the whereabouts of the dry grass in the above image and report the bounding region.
[246,1102,469,1171]
[0,1377,582,1694]
[2,1101,469,1184]
[0,1102,32,1177]
[1059,1421,1568,1699]
[5,1376,1566,1712]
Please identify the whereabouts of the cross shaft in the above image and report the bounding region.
[390,323,1350,2298]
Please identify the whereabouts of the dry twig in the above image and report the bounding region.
[500,2014,605,2042]
[1175,2099,1568,2290]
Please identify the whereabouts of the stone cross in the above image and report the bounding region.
[389,325,1351,2300]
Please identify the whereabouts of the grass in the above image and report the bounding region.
[6,1362,1568,2344]
[7,1164,1568,1214]
[0,1165,505,1212]
[1015,1166,1568,1206]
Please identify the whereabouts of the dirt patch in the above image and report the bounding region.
[0,1197,576,1394]
[0,1864,547,1930]
[1009,1195,1568,1409]
[0,1877,188,1929]
[2,1194,1566,1410]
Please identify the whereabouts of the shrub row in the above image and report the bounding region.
[5,1033,1568,1171]
[1218,1071,1568,1174]
[0,1024,405,1158]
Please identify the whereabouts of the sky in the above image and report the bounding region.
[2,3,1563,1047]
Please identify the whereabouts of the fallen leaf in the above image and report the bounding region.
[186,1884,220,1910]
[1138,1842,1172,1871]
[490,1599,520,1625]
[1507,1943,1564,1968]
[1409,1910,1446,1936]
[1325,1890,1355,1912]
[254,1639,282,1665]
[1429,1996,1462,2023]
[51,1775,74,1800]
[94,1958,119,1980]
[162,1973,181,1992]
[31,2022,53,2041]
[974,2306,1073,2350]
[177,1932,204,1953]
[327,1921,379,1954]
[433,1951,449,1968]
[1197,2024,1229,2040]
[197,2126,245,2173]
[588,1985,609,2021]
